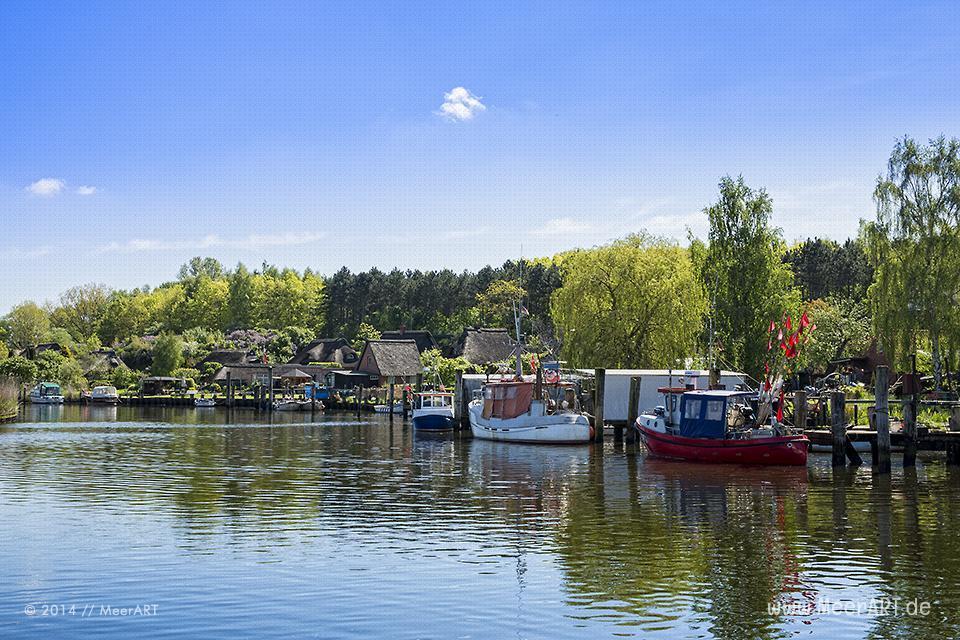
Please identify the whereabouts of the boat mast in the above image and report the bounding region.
[513,299,523,379]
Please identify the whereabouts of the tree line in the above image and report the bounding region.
[1,136,958,391]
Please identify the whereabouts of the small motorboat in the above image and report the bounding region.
[30,382,64,404]
[91,385,120,404]
[374,403,404,414]
[194,397,217,408]
[273,399,310,411]
[412,392,456,431]
[635,387,809,466]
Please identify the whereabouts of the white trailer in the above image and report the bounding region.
[577,369,749,423]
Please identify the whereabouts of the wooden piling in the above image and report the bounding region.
[593,368,605,443]
[268,366,275,410]
[794,390,807,429]
[402,384,409,420]
[626,376,641,444]
[831,391,846,468]
[874,365,891,474]
[902,393,917,467]
[454,371,464,427]
[388,377,395,416]
[225,371,233,408]
[612,367,623,442]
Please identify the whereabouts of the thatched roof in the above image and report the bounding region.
[455,328,517,365]
[80,349,128,374]
[357,340,423,378]
[289,338,357,365]
[379,330,438,354]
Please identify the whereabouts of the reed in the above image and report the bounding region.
[0,379,18,420]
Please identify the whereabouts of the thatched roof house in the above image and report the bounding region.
[289,338,359,367]
[453,328,517,365]
[356,339,423,384]
[379,328,438,354]
[81,349,128,375]
[212,363,331,386]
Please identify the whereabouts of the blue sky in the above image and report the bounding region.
[2,1,958,311]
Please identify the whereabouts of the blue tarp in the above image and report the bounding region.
[679,396,727,439]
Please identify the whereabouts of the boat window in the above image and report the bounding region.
[684,398,701,420]
[705,400,725,422]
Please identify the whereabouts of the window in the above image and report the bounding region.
[684,398,701,420]
[705,400,724,422]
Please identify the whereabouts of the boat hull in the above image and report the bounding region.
[468,403,592,444]
[636,423,809,466]
[30,396,64,404]
[412,413,456,431]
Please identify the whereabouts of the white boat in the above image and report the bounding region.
[30,382,64,404]
[374,403,404,414]
[273,399,307,411]
[412,392,456,431]
[468,378,592,444]
[468,296,591,444]
[194,397,217,408]
[91,385,120,404]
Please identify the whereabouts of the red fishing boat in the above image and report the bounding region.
[634,388,809,466]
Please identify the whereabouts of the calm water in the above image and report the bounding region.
[1,406,959,639]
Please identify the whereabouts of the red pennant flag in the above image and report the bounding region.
[800,312,811,329]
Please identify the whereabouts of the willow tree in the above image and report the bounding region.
[866,136,960,389]
[692,177,798,379]
[550,234,705,368]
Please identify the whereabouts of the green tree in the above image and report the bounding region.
[0,356,39,384]
[179,276,229,331]
[5,302,50,350]
[35,350,66,381]
[800,297,872,374]
[352,322,381,352]
[178,257,225,281]
[50,284,110,341]
[866,136,960,389]
[420,348,479,387]
[99,291,150,344]
[692,176,799,378]
[151,333,184,376]
[227,263,254,329]
[57,358,87,392]
[551,235,706,368]
[475,280,526,328]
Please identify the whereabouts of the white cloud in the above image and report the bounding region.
[530,217,593,236]
[437,87,486,121]
[76,185,96,195]
[98,232,327,253]
[27,178,65,196]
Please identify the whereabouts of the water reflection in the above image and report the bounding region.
[1,407,959,639]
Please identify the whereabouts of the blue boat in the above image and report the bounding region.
[412,392,456,431]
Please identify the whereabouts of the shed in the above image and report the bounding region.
[141,376,188,395]
[452,328,517,365]
[213,363,332,387]
[356,339,423,385]
[200,349,251,367]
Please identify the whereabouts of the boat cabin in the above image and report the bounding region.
[31,382,62,397]
[659,389,759,439]
[416,392,453,409]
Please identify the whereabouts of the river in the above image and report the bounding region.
[1,405,958,639]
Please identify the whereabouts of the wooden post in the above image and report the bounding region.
[708,367,720,389]
[874,365,891,474]
[268,367,275,410]
[794,390,807,429]
[355,386,362,417]
[593,368,605,443]
[902,393,917,467]
[626,376,641,444]
[831,391,846,468]
[388,377,395,416]
[416,373,423,393]
[402,382,409,419]
[454,371,463,426]
[225,371,233,408]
